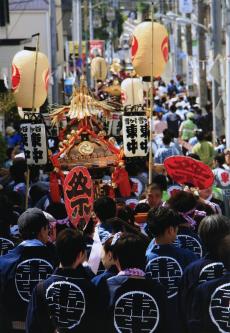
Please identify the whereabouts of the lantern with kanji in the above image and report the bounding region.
[91,56,107,81]
[121,78,144,107]
[131,21,169,77]
[12,49,49,108]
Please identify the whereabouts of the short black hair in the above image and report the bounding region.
[167,191,198,213]
[196,131,205,141]
[117,206,135,226]
[147,206,180,237]
[46,202,67,220]
[29,182,49,206]
[56,229,86,267]
[162,134,171,145]
[152,174,168,191]
[103,237,114,254]
[10,158,27,182]
[113,233,147,270]
[134,202,150,214]
[105,217,142,236]
[94,197,116,221]
[18,208,48,240]
[214,153,225,166]
[163,129,174,139]
[147,183,163,193]
[218,234,230,269]
[198,215,230,257]
[187,153,200,161]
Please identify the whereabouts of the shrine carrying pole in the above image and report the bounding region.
[148,1,154,185]
[31,33,40,113]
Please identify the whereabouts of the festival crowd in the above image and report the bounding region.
[0,77,230,333]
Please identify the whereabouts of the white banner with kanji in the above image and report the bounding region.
[20,123,47,165]
[123,116,148,157]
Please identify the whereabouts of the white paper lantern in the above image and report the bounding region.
[131,21,169,77]
[12,49,49,109]
[91,57,107,81]
[121,78,144,107]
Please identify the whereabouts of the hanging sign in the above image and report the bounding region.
[89,40,105,57]
[64,167,94,226]
[20,123,47,165]
[123,116,148,157]
[179,0,193,14]
[164,156,214,189]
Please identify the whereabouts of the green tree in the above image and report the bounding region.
[92,1,124,50]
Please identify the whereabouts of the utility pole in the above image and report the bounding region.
[50,0,58,104]
[159,0,164,14]
[226,0,230,147]
[84,0,90,85]
[185,13,193,94]
[185,14,192,57]
[89,0,94,41]
[176,25,182,76]
[211,0,223,141]
[197,0,207,108]
[72,0,82,57]
[176,0,182,77]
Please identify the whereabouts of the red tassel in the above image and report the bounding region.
[50,172,61,203]
[112,166,131,197]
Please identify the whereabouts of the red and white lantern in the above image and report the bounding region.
[121,78,144,107]
[131,21,169,77]
[12,49,49,108]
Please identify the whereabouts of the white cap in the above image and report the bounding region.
[170,97,178,103]
[176,102,183,108]
[14,152,25,159]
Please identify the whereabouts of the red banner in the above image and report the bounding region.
[164,156,214,190]
[89,40,105,58]
[64,167,93,226]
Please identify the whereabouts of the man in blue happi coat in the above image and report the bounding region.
[145,207,198,333]
[100,233,168,333]
[0,208,56,333]
[178,214,230,332]
[26,228,101,333]
[188,233,230,333]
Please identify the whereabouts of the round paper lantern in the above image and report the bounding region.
[131,21,169,77]
[12,49,49,109]
[91,56,107,81]
[121,78,144,106]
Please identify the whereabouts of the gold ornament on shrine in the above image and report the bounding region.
[131,21,169,77]
[103,79,121,97]
[78,141,95,155]
[50,76,114,123]
[110,58,122,74]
